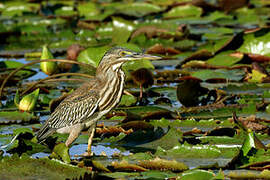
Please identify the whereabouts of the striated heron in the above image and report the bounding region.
[36,47,160,155]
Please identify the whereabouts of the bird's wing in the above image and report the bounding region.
[47,89,100,129]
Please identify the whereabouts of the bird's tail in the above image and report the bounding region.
[36,122,55,143]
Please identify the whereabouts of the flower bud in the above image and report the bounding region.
[19,89,39,112]
[40,46,57,75]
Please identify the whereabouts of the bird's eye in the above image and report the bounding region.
[119,51,127,57]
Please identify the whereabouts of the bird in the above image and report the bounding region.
[36,47,161,156]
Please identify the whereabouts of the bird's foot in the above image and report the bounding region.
[82,151,93,157]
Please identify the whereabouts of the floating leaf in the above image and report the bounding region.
[0,155,87,179]
[119,94,137,107]
[112,160,147,172]
[192,69,245,81]
[163,5,202,18]
[116,3,163,17]
[139,157,188,172]
[180,169,215,180]
[112,17,134,44]
[0,111,38,124]
[156,144,221,158]
[238,30,270,56]
[77,2,99,19]
[206,51,243,66]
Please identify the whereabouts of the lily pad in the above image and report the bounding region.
[163,5,202,18]
[238,30,270,56]
[0,111,38,124]
[0,155,88,180]
[180,169,215,180]
[191,69,245,81]
[115,3,163,17]
[206,51,243,66]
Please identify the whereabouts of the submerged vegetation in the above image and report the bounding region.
[1,0,270,179]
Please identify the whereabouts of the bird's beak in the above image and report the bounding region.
[123,53,161,61]
[137,54,162,61]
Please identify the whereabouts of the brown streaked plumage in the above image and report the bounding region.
[36,47,161,155]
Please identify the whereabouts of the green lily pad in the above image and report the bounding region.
[54,6,76,16]
[0,155,88,180]
[138,128,183,150]
[77,2,99,19]
[1,2,39,17]
[119,94,137,107]
[115,2,163,17]
[191,69,245,81]
[238,30,270,56]
[163,5,202,18]
[0,111,38,124]
[156,143,221,158]
[206,51,243,66]
[112,17,134,44]
[180,169,215,180]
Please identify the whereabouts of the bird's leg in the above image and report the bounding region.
[65,124,83,147]
[139,84,143,100]
[84,122,97,156]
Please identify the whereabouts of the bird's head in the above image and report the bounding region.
[98,47,161,68]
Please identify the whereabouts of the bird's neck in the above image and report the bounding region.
[96,62,125,80]
[96,62,126,111]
